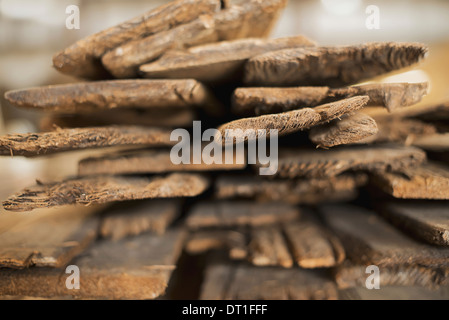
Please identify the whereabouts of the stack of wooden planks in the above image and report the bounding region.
[1,0,448,300]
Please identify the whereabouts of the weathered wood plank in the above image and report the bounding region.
[5,79,216,113]
[52,0,220,79]
[371,162,449,199]
[3,173,209,212]
[0,229,186,299]
[186,201,299,229]
[255,145,426,179]
[0,205,101,269]
[244,43,427,86]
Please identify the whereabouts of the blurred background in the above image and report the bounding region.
[0,0,448,198]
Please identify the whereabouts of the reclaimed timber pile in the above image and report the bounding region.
[1,0,449,300]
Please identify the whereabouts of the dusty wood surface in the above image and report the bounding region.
[185,229,247,259]
[380,201,449,246]
[0,205,100,269]
[0,229,186,299]
[100,199,181,240]
[40,108,196,130]
[78,148,246,176]
[232,82,428,115]
[140,36,315,82]
[248,226,293,268]
[201,262,338,300]
[216,96,368,143]
[186,201,299,229]
[283,215,345,269]
[215,174,367,204]
[244,43,427,86]
[309,113,379,148]
[0,126,174,157]
[371,162,449,199]
[256,145,426,179]
[5,79,216,113]
[335,261,449,289]
[321,204,449,268]
[52,0,220,79]
[3,173,209,212]
[102,15,218,78]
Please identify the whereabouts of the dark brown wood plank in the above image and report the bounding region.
[5,79,216,113]
[371,162,449,199]
[232,82,428,115]
[78,148,246,176]
[186,201,299,229]
[244,43,427,86]
[3,173,209,212]
[321,204,449,268]
[0,229,186,299]
[100,199,181,240]
[0,205,101,269]
[309,113,379,148]
[255,145,426,179]
[0,126,174,157]
[52,0,220,79]
[140,36,315,82]
[380,201,449,246]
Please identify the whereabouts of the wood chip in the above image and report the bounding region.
[100,199,181,240]
[0,126,174,157]
[232,82,428,115]
[186,201,299,229]
[335,261,449,289]
[371,162,449,199]
[140,36,315,82]
[3,173,209,212]
[215,173,368,204]
[39,108,196,130]
[283,214,345,268]
[244,43,428,86]
[248,226,293,268]
[380,201,449,246]
[412,133,449,151]
[203,264,338,300]
[0,205,100,269]
[5,79,216,113]
[0,229,186,299]
[321,204,449,268]
[52,0,220,79]
[309,112,379,148]
[256,145,426,179]
[78,148,246,176]
[102,15,218,78]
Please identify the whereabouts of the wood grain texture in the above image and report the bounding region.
[3,173,209,212]
[214,173,367,204]
[0,229,186,299]
[248,226,293,268]
[52,0,220,79]
[78,148,246,176]
[0,126,174,157]
[232,82,428,115]
[215,96,368,144]
[309,112,379,148]
[321,204,449,268]
[186,201,299,229]
[140,36,315,82]
[380,201,449,246]
[5,79,216,113]
[256,145,426,179]
[201,263,338,300]
[100,199,181,240]
[0,205,100,269]
[244,43,427,86]
[371,162,449,199]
